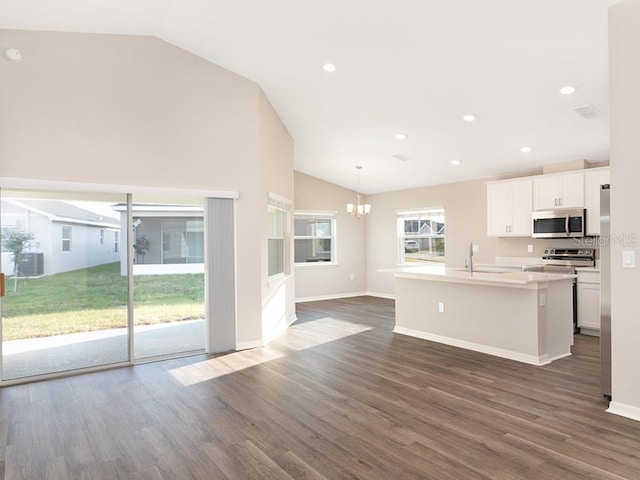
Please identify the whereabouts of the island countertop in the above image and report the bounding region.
[386,265,575,288]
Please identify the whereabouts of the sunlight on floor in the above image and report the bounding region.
[168,316,373,386]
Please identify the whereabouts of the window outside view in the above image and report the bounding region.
[399,209,445,264]
[0,191,205,380]
[294,213,335,264]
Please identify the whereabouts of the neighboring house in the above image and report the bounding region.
[0,199,120,277]
[112,203,204,276]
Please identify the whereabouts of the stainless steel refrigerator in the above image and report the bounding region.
[600,184,611,401]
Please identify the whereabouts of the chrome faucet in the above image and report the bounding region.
[467,242,474,274]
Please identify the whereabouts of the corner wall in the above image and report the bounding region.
[293,172,367,301]
[608,0,640,421]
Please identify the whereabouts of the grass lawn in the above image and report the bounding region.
[2,262,204,340]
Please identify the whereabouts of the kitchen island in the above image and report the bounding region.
[392,265,575,366]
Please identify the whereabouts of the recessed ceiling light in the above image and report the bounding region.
[323,63,336,73]
[462,114,476,122]
[450,160,462,166]
[395,133,407,140]
[520,146,532,153]
[560,85,576,95]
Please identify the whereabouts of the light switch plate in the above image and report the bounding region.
[623,250,636,269]
[527,244,534,253]
[472,244,479,253]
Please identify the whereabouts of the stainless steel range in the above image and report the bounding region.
[525,248,595,334]
[540,248,595,272]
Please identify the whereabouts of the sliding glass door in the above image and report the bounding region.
[0,188,207,382]
[130,194,205,360]
[0,188,129,380]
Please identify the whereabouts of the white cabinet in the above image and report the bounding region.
[533,172,584,210]
[584,167,611,235]
[577,269,600,335]
[486,178,532,236]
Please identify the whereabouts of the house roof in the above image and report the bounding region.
[2,199,120,228]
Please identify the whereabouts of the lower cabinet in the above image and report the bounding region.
[577,270,600,335]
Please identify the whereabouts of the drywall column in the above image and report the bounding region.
[608,0,640,421]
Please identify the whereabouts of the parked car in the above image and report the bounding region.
[404,240,420,253]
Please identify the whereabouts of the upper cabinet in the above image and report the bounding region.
[487,178,532,237]
[584,167,611,236]
[532,172,585,210]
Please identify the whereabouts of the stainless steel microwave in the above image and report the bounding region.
[532,208,586,238]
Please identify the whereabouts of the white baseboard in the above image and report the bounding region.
[295,292,368,303]
[607,401,640,422]
[366,291,396,300]
[236,314,297,351]
[235,339,264,350]
[393,326,550,366]
[296,291,396,303]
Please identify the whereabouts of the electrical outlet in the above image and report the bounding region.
[349,273,355,280]
[527,244,534,253]
[438,301,445,313]
[472,244,479,253]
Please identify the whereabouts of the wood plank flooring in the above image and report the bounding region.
[1,296,639,479]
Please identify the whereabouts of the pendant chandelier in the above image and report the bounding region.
[347,165,371,219]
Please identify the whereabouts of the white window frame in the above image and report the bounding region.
[61,225,72,252]
[397,208,446,265]
[267,193,291,280]
[294,211,337,267]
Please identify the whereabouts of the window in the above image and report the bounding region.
[161,219,204,264]
[114,231,119,253]
[61,226,72,252]
[398,208,445,264]
[100,229,105,245]
[294,212,336,265]
[268,204,288,277]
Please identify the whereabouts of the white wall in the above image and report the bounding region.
[293,172,367,301]
[0,29,294,348]
[608,0,640,421]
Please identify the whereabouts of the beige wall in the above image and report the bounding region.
[609,0,640,419]
[0,29,294,347]
[293,172,367,300]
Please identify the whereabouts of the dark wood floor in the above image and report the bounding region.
[1,296,639,479]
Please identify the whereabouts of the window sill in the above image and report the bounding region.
[295,262,339,270]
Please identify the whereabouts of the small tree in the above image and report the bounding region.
[133,235,150,264]
[2,227,35,292]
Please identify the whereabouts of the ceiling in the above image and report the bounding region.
[0,0,616,194]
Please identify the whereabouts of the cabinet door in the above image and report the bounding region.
[577,282,601,330]
[509,179,533,235]
[487,182,510,236]
[557,172,584,208]
[532,176,560,210]
[585,168,610,235]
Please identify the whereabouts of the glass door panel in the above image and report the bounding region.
[1,188,129,380]
[131,194,205,359]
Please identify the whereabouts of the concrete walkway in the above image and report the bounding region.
[2,319,205,380]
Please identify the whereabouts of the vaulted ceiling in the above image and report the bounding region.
[0,0,615,193]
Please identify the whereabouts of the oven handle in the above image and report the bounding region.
[565,215,570,235]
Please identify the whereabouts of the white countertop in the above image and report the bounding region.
[389,265,576,287]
